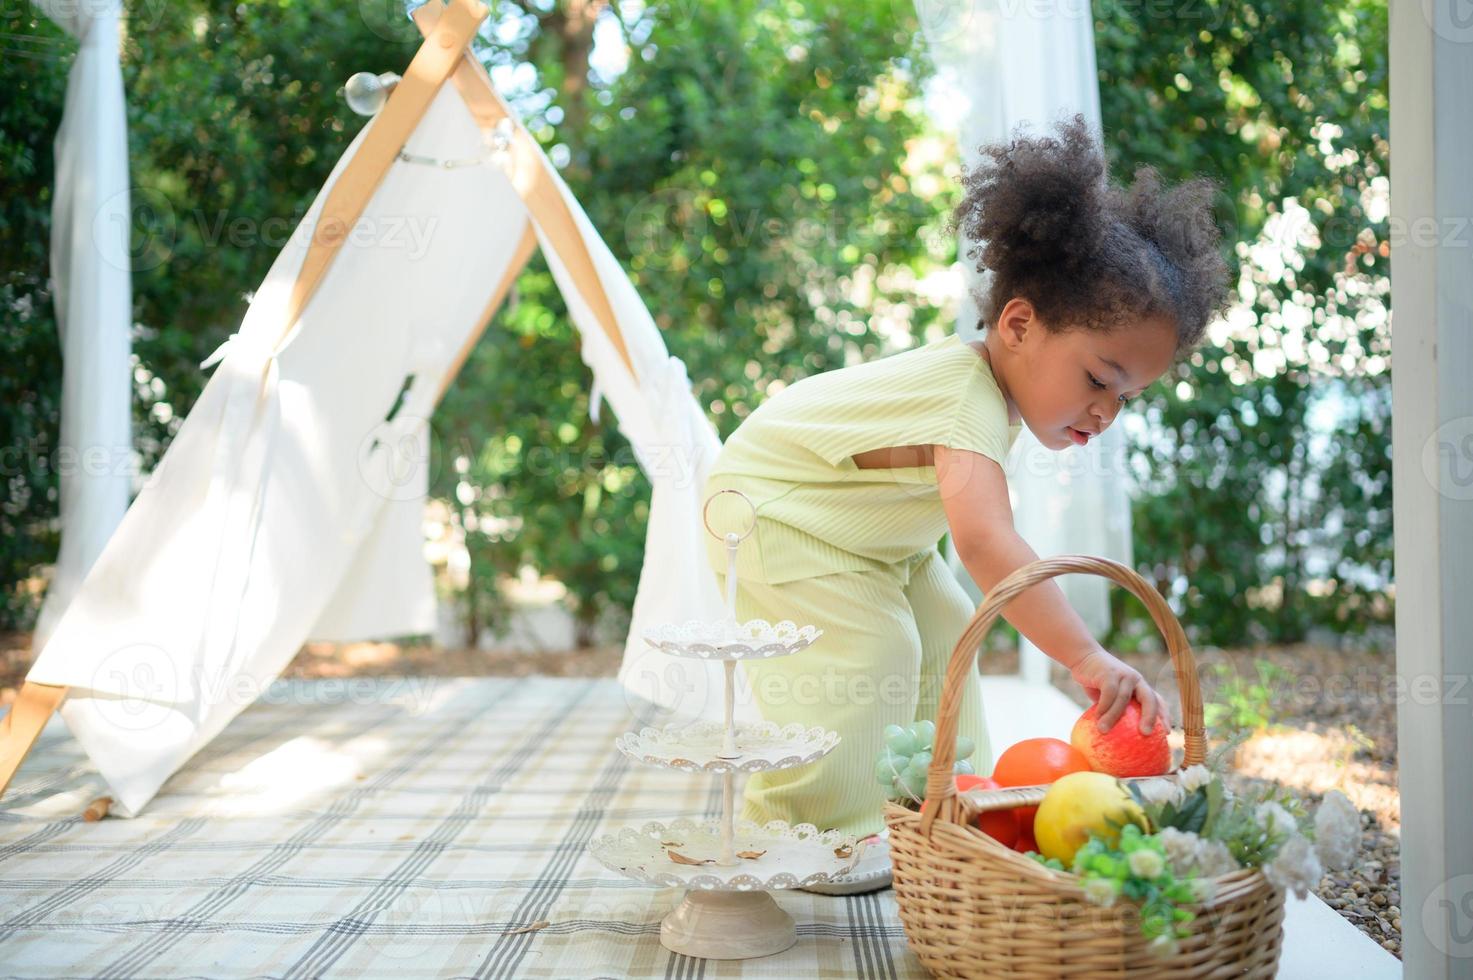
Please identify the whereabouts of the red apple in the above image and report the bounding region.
[956,774,1020,848]
[1070,700,1170,777]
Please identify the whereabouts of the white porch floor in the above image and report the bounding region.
[979,675,1402,979]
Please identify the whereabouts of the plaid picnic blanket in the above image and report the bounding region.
[0,676,927,978]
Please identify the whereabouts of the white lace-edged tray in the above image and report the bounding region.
[588,817,865,891]
[641,619,821,661]
[615,720,840,773]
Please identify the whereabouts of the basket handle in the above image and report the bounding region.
[919,554,1207,837]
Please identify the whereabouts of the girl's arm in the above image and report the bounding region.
[934,444,1169,736]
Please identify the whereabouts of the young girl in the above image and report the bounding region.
[702,114,1230,886]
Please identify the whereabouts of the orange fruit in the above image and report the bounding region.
[990,737,1093,828]
[1070,700,1170,777]
[955,774,1019,847]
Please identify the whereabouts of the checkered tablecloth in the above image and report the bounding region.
[0,676,927,978]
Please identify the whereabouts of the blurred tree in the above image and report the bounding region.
[0,0,1394,653]
[0,8,69,628]
[1095,0,1391,647]
[0,0,414,630]
[120,2,418,461]
[438,0,953,644]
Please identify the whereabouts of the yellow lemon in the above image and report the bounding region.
[1032,771,1149,866]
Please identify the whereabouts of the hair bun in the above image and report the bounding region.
[953,113,1108,283]
[947,111,1230,350]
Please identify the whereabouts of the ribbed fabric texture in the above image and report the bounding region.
[719,549,994,838]
[704,332,1021,584]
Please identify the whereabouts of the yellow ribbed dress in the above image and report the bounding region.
[703,332,1022,838]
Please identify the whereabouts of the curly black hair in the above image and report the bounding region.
[949,112,1231,355]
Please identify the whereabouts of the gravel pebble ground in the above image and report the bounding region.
[2,634,1401,956]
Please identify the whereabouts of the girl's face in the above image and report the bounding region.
[986,298,1179,452]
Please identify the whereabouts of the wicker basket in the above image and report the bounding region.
[884,555,1285,979]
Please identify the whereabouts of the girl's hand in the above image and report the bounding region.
[1068,647,1169,735]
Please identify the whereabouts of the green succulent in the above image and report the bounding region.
[1127,778,1224,836]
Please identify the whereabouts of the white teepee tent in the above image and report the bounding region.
[1,0,739,818]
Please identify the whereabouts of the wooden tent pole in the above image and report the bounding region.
[276,0,489,350]
[0,682,67,800]
[0,0,490,809]
[412,2,638,384]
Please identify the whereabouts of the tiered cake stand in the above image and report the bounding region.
[588,491,866,959]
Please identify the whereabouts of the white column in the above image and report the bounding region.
[1389,2,1473,973]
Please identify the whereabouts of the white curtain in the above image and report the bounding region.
[31,0,134,656]
[917,0,1133,682]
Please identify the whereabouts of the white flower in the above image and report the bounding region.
[1158,827,1200,871]
[1138,778,1186,807]
[1313,790,1361,871]
[1255,800,1300,837]
[1159,827,1240,878]
[1082,876,1120,906]
[1195,839,1240,877]
[1178,764,1213,794]
[1147,934,1180,957]
[1190,877,1218,903]
[1128,848,1166,879]
[1263,833,1323,900]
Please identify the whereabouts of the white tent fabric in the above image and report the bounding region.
[31,0,133,657]
[531,167,754,730]
[26,82,734,815]
[919,0,1133,682]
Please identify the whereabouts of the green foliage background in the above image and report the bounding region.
[1093,0,1392,646]
[0,0,1392,650]
[1,8,67,628]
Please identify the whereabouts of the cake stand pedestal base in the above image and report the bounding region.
[660,888,795,959]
